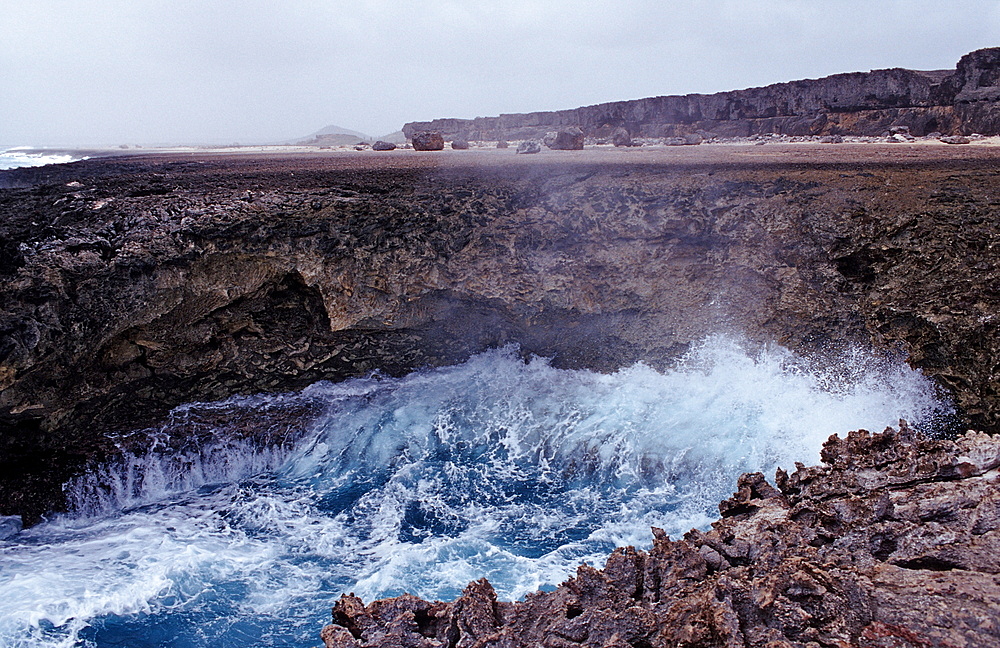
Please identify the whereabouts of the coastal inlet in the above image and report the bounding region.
[0,339,950,648]
[0,147,999,647]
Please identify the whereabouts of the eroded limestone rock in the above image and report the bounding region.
[321,426,1000,648]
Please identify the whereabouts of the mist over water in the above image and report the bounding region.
[0,337,951,648]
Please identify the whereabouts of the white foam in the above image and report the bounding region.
[0,148,84,170]
[0,336,950,647]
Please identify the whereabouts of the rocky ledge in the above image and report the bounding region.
[404,48,1000,141]
[321,424,1000,648]
[2,146,1000,523]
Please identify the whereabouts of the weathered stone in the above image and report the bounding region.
[940,135,971,144]
[371,141,396,151]
[451,137,469,150]
[515,140,540,154]
[611,127,633,147]
[411,131,445,151]
[543,127,585,150]
[322,427,1000,647]
[496,140,509,149]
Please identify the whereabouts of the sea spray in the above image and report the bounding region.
[0,336,951,648]
[0,148,85,170]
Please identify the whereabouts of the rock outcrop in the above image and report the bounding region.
[611,127,634,148]
[544,127,585,150]
[403,48,1000,141]
[411,132,445,151]
[2,146,1000,522]
[321,425,1000,648]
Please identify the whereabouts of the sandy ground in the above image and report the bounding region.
[9,136,1000,175]
[95,139,1000,172]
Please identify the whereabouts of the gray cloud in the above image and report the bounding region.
[2,0,998,146]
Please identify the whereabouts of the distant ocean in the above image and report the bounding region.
[0,146,87,170]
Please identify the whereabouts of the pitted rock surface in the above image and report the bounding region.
[321,425,1000,648]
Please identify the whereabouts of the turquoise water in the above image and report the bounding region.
[0,338,951,648]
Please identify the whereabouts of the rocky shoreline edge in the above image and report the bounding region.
[320,424,1000,648]
[3,147,1000,524]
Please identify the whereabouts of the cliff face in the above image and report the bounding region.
[403,48,1000,140]
[320,425,1000,648]
[2,147,1000,522]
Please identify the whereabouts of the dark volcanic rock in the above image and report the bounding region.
[3,147,1000,522]
[403,48,1000,140]
[371,141,396,151]
[322,425,1000,648]
[451,136,470,150]
[411,131,445,151]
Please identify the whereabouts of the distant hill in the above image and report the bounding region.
[375,130,407,144]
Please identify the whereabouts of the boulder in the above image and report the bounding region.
[515,140,541,154]
[543,127,585,150]
[611,127,634,147]
[682,133,703,145]
[371,141,396,151]
[411,131,445,151]
[451,137,470,150]
[940,135,971,144]
[496,140,509,149]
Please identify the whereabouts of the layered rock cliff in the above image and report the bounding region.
[2,146,1000,522]
[403,48,1000,140]
[320,424,1000,648]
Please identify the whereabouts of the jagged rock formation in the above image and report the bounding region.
[2,146,1000,522]
[320,425,1000,648]
[403,48,1000,141]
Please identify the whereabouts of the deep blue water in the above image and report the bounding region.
[0,338,951,648]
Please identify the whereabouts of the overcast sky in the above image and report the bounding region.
[3,0,999,147]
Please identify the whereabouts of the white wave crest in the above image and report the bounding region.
[0,336,951,648]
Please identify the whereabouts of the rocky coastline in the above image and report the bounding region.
[403,48,1000,142]
[320,424,1000,648]
[2,145,1000,524]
